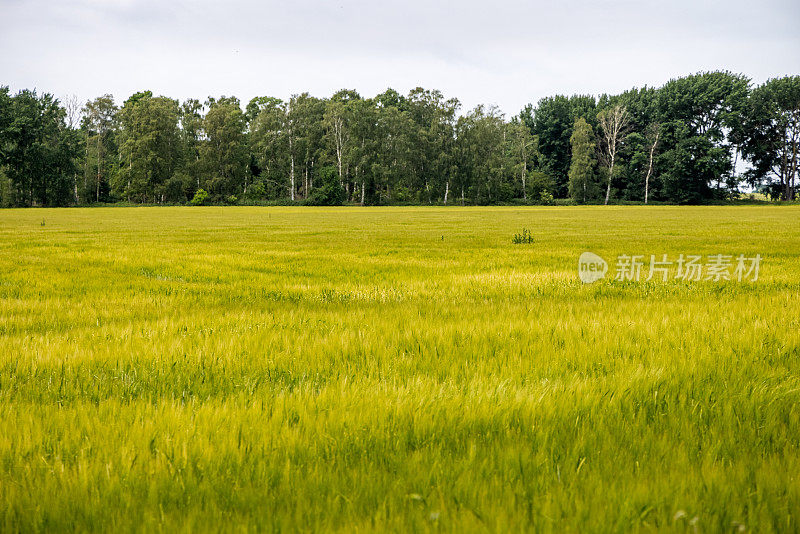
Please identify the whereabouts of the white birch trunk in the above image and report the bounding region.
[604,152,615,205]
[644,128,660,204]
[290,153,295,201]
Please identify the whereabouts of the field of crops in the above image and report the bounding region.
[1,206,798,532]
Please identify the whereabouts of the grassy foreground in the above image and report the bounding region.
[1,206,798,533]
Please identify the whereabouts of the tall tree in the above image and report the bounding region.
[507,119,539,201]
[372,96,415,203]
[525,95,596,197]
[2,90,77,206]
[568,117,597,203]
[248,96,288,199]
[596,87,659,201]
[283,93,326,200]
[740,76,800,200]
[116,92,181,202]
[323,90,361,199]
[0,87,12,206]
[81,95,118,203]
[179,98,204,193]
[200,96,248,198]
[596,104,630,204]
[455,105,509,204]
[656,71,749,202]
[643,123,661,204]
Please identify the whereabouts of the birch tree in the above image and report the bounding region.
[644,123,660,204]
[323,90,360,196]
[247,96,286,196]
[286,98,295,201]
[82,95,117,203]
[597,104,630,205]
[508,120,538,201]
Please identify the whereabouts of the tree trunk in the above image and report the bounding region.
[644,129,659,204]
[83,151,89,203]
[444,180,449,205]
[289,130,295,203]
[334,117,344,185]
[599,105,629,206]
[290,155,295,201]
[360,181,365,206]
[521,164,527,201]
[337,149,343,185]
[790,129,798,200]
[604,154,614,205]
[288,102,295,201]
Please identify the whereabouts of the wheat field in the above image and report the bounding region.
[1,206,798,532]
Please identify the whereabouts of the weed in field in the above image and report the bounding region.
[512,227,534,244]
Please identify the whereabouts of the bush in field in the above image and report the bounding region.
[190,188,209,206]
[512,228,534,244]
[539,190,555,205]
[497,181,516,202]
[245,181,266,201]
[526,170,556,201]
[165,172,192,203]
[392,185,414,204]
[307,166,345,206]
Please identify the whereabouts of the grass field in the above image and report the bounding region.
[1,206,799,533]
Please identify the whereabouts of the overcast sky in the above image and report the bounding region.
[1,0,799,115]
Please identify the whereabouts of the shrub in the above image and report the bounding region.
[554,198,577,206]
[497,182,516,202]
[527,171,555,200]
[190,188,209,206]
[307,166,345,206]
[392,185,413,203]
[165,173,190,203]
[512,228,534,244]
[246,182,266,201]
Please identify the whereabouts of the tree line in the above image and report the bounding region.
[0,71,797,207]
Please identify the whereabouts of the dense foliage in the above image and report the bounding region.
[1,72,798,207]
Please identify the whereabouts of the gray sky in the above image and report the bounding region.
[1,0,799,115]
